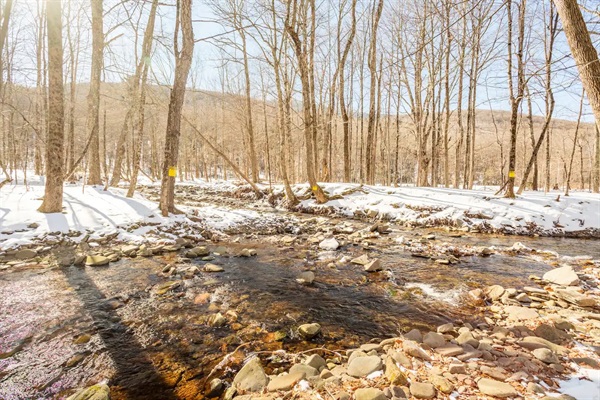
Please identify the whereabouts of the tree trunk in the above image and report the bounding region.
[86,0,103,185]
[39,0,64,213]
[554,0,600,128]
[159,0,194,216]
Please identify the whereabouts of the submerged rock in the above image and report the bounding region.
[66,383,110,400]
[298,323,321,340]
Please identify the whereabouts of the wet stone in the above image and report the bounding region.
[409,382,436,399]
[66,383,110,400]
[298,323,321,340]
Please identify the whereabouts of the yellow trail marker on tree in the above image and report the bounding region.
[509,171,516,178]
[168,167,177,177]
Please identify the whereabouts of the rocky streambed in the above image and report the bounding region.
[1,190,599,400]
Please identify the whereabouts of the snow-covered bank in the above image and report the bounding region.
[0,183,196,250]
[290,183,600,237]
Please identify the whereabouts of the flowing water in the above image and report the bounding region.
[0,208,598,399]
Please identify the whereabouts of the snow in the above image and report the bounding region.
[290,183,600,236]
[556,367,600,399]
[0,182,191,250]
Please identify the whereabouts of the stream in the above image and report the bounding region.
[0,192,598,399]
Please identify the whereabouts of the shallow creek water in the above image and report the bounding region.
[0,219,598,399]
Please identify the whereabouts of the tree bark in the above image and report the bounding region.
[39,0,64,213]
[86,0,103,185]
[159,0,194,216]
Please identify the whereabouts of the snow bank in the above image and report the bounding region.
[0,183,189,250]
[291,183,600,237]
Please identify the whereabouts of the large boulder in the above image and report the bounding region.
[543,265,579,286]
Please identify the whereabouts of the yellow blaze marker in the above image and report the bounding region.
[509,170,516,178]
[168,167,177,177]
[312,186,318,191]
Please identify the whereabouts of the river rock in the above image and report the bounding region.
[347,355,382,377]
[319,238,339,251]
[186,246,210,258]
[66,383,110,400]
[555,288,596,307]
[364,259,382,272]
[233,357,269,392]
[534,323,570,344]
[384,356,408,385]
[409,382,436,399]
[206,378,224,397]
[543,265,579,286]
[532,348,559,364]
[298,323,321,340]
[505,305,539,320]
[351,254,370,265]
[430,374,454,394]
[289,363,318,377]
[85,255,109,266]
[423,332,445,348]
[456,331,479,348]
[304,354,326,370]
[404,329,422,342]
[297,271,315,285]
[204,263,223,272]
[354,388,387,400]
[403,340,431,361]
[435,343,464,357]
[15,249,37,260]
[477,378,517,398]
[485,285,505,301]
[267,371,305,392]
[209,313,226,327]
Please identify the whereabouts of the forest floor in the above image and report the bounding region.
[0,178,600,400]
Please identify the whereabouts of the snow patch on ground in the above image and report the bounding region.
[556,366,600,399]
[290,183,600,236]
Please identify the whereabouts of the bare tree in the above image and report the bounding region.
[159,0,194,216]
[39,0,64,213]
[86,0,103,185]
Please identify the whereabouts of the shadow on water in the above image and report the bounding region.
[61,265,179,400]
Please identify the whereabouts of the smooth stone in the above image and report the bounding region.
[505,306,539,321]
[354,388,386,400]
[403,340,431,361]
[204,263,223,272]
[477,378,518,398]
[409,382,436,399]
[267,371,305,392]
[532,348,559,364]
[404,329,422,343]
[456,331,479,348]
[351,254,370,265]
[435,343,464,357]
[364,259,382,272]
[15,249,37,260]
[298,323,321,339]
[233,357,269,392]
[289,363,319,377]
[297,271,315,285]
[347,355,382,377]
[485,285,505,301]
[319,238,340,251]
[85,255,109,266]
[304,354,326,370]
[430,374,454,394]
[542,265,579,286]
[423,332,446,348]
